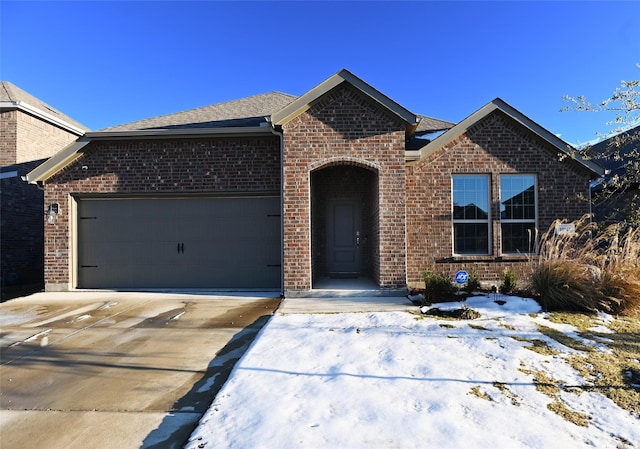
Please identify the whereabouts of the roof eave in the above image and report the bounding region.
[26,138,91,184]
[271,69,417,129]
[26,125,276,184]
[418,98,605,178]
[85,125,275,140]
[0,101,87,136]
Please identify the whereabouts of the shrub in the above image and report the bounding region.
[597,226,640,317]
[423,271,454,303]
[527,217,640,316]
[530,259,605,313]
[464,270,482,294]
[500,269,518,294]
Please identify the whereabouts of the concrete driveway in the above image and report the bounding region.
[0,291,281,449]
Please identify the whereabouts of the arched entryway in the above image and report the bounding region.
[310,163,379,288]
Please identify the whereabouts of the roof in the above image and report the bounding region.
[0,81,89,134]
[271,69,418,132]
[27,70,454,183]
[413,98,605,177]
[587,125,639,176]
[101,92,298,132]
[415,114,455,134]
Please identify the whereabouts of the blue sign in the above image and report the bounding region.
[455,270,469,285]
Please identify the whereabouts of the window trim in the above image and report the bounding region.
[499,174,538,255]
[452,174,491,256]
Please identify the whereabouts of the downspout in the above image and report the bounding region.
[267,118,285,297]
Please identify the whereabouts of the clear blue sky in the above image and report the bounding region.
[2,1,639,145]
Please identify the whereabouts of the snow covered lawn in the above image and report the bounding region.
[186,295,639,449]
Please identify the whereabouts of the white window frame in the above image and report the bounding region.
[499,174,538,254]
[452,174,491,256]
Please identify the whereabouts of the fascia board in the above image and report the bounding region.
[0,101,86,135]
[272,69,417,127]
[419,99,605,177]
[271,76,344,126]
[85,126,275,140]
[26,138,91,184]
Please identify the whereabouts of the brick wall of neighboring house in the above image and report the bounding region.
[0,110,18,166]
[43,136,281,290]
[406,111,594,286]
[281,84,407,292]
[1,160,46,294]
[15,110,80,164]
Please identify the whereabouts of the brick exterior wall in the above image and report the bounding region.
[1,160,46,293]
[43,136,281,290]
[406,111,594,286]
[0,109,80,166]
[0,110,18,166]
[281,84,407,292]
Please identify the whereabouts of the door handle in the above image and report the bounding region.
[356,231,360,247]
[177,243,185,254]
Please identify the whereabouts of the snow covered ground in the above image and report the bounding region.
[185,295,639,449]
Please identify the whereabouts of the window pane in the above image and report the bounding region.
[502,223,536,253]
[500,175,535,220]
[453,176,489,219]
[454,223,489,254]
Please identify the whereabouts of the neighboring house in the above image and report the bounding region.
[27,70,603,295]
[1,81,88,299]
[587,125,639,226]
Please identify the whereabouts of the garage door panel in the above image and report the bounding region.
[77,197,280,289]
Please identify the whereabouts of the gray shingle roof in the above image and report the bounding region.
[99,88,454,135]
[0,81,90,132]
[415,114,455,134]
[101,92,298,132]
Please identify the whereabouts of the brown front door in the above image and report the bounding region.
[326,199,361,276]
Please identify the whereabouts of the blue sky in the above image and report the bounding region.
[2,1,639,145]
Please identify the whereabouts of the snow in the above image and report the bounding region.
[186,295,640,449]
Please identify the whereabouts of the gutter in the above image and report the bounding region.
[0,101,86,136]
[267,117,286,297]
[84,125,275,140]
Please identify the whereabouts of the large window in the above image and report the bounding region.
[452,175,490,254]
[500,174,537,253]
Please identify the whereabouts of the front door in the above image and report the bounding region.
[326,199,361,276]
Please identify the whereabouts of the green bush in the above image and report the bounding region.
[500,269,518,294]
[423,271,455,303]
[464,270,482,294]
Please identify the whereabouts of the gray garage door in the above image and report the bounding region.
[77,196,281,289]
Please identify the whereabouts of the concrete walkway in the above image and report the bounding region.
[278,295,415,314]
[0,291,281,449]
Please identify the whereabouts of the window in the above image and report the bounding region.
[452,175,490,254]
[500,175,537,253]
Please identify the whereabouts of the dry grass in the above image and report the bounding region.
[527,217,640,316]
[540,313,640,418]
[468,386,492,401]
[547,401,591,427]
[512,336,560,356]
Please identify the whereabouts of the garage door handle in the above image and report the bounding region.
[177,243,184,254]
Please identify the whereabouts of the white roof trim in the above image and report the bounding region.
[0,100,86,136]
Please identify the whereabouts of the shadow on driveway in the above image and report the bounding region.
[140,310,277,448]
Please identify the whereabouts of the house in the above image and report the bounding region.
[587,125,639,226]
[26,70,603,295]
[1,81,88,299]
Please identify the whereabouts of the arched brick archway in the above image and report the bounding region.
[310,162,380,287]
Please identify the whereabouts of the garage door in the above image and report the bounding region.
[76,196,281,289]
